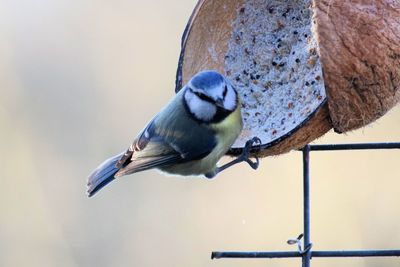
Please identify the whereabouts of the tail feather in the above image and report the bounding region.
[87,153,124,197]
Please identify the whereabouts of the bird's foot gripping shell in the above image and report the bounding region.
[241,137,261,169]
[206,137,261,178]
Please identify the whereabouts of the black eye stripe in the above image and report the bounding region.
[194,91,215,103]
[223,85,228,98]
[190,86,228,104]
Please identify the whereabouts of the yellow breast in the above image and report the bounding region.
[210,106,243,161]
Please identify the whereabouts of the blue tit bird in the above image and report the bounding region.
[87,70,260,197]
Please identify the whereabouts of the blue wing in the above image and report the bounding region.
[115,114,217,177]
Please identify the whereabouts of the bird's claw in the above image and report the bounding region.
[244,137,262,150]
[241,136,261,170]
[245,157,259,170]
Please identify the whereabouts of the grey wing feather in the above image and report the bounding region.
[115,117,157,169]
[115,154,181,177]
[116,124,184,176]
[115,121,186,176]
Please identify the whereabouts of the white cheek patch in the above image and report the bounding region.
[185,90,217,121]
[223,86,237,111]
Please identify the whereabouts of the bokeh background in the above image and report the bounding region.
[1,1,399,266]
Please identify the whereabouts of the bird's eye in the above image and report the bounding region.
[223,85,228,98]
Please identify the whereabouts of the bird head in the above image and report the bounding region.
[184,70,238,123]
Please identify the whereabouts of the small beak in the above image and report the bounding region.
[215,98,224,108]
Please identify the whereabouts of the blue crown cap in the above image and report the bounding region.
[190,70,224,91]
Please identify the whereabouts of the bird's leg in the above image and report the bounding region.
[206,137,261,178]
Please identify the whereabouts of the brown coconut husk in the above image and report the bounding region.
[314,0,400,133]
[176,0,400,157]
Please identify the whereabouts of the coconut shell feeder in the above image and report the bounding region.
[176,0,400,157]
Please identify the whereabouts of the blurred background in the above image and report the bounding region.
[0,1,399,266]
